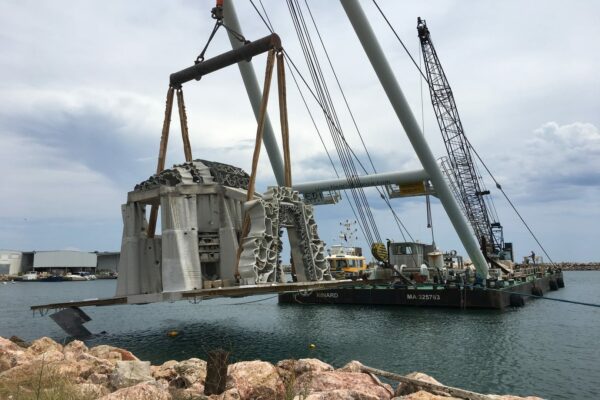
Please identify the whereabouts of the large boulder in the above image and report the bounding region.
[227,360,285,400]
[89,371,111,386]
[109,360,154,389]
[219,388,242,400]
[33,349,65,364]
[394,372,444,396]
[90,345,140,363]
[336,360,363,373]
[0,337,21,352]
[171,358,207,388]
[169,382,206,400]
[277,358,334,376]
[75,382,111,398]
[294,371,393,400]
[277,358,334,388]
[63,340,89,360]
[26,337,62,356]
[392,390,462,400]
[98,381,172,400]
[0,337,32,373]
[152,359,179,382]
[77,352,116,378]
[302,389,383,400]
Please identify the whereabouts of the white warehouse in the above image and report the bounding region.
[0,250,120,275]
[33,251,97,275]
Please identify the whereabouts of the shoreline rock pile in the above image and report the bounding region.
[0,336,542,400]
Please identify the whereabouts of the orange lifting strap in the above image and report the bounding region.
[146,37,292,283]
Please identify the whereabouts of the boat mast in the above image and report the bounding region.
[339,0,489,279]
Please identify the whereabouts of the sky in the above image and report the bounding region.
[0,0,598,262]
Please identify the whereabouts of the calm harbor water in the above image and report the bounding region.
[1,271,599,399]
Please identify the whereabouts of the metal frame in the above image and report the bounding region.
[417,18,504,256]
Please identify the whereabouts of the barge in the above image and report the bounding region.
[279,270,564,309]
[280,240,565,309]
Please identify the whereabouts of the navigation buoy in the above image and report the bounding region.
[167,330,180,337]
[309,343,316,349]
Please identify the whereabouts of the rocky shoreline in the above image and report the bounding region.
[0,336,543,400]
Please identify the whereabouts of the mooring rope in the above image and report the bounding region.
[462,284,600,309]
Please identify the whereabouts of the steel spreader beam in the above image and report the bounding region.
[340,0,489,278]
[170,34,281,88]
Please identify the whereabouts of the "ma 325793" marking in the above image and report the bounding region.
[407,294,441,301]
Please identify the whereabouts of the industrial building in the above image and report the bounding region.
[0,250,119,275]
[33,251,97,275]
[95,252,120,273]
[0,250,33,275]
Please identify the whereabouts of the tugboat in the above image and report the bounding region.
[326,220,368,279]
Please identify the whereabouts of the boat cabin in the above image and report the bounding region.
[388,242,436,269]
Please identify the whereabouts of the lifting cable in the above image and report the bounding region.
[286,0,381,246]
[195,1,247,64]
[302,0,415,244]
[371,0,557,266]
[249,0,371,243]
[251,0,415,247]
[284,53,417,244]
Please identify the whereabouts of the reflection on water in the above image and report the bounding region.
[1,272,599,399]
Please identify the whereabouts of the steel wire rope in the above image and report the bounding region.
[251,0,415,249]
[463,285,600,309]
[286,2,370,240]
[283,53,420,245]
[371,0,557,265]
[302,0,415,244]
[248,0,371,243]
[290,0,386,246]
[465,139,558,267]
[286,0,380,245]
[287,62,370,242]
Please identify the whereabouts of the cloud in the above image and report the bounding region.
[0,131,123,219]
[496,122,600,202]
[0,1,598,260]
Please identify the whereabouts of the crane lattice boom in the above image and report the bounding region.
[417,17,504,256]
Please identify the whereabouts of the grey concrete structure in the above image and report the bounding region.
[239,186,331,283]
[116,160,332,297]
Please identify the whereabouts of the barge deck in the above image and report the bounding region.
[278,271,564,310]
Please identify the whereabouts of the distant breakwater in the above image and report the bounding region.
[553,262,600,271]
[513,262,600,271]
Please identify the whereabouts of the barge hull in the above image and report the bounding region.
[278,272,564,310]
